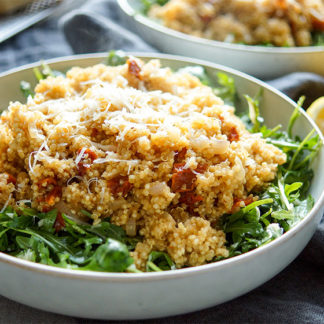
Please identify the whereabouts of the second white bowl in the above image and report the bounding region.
[117,0,324,79]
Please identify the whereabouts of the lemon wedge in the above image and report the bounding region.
[307,97,324,134]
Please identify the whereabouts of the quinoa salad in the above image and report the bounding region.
[145,0,324,47]
[0,53,320,272]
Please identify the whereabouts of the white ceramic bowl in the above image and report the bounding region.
[0,53,323,320]
[117,0,324,79]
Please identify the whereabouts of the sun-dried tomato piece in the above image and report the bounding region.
[78,165,88,176]
[127,59,141,79]
[179,192,203,214]
[45,186,62,206]
[84,149,97,162]
[42,206,51,213]
[77,148,97,162]
[53,212,65,233]
[174,148,187,163]
[77,148,97,175]
[195,163,208,174]
[91,128,99,138]
[6,173,17,185]
[107,178,120,196]
[37,177,57,189]
[200,14,213,24]
[37,183,61,206]
[107,176,133,197]
[228,127,239,142]
[173,162,186,173]
[231,196,254,213]
[171,168,196,193]
[37,178,61,207]
[276,0,287,9]
[121,179,133,196]
[310,9,324,31]
[179,192,203,205]
[214,197,219,207]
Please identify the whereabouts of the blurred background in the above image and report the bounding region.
[0,0,88,71]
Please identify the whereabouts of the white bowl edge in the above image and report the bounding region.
[0,52,323,283]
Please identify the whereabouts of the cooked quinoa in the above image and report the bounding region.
[0,58,286,270]
[148,0,324,47]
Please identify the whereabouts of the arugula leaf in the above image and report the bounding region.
[40,62,55,78]
[16,236,33,250]
[20,81,34,99]
[271,210,295,220]
[287,97,304,138]
[146,251,176,271]
[106,50,128,66]
[8,214,34,229]
[225,221,263,236]
[33,67,44,81]
[288,129,317,170]
[178,66,211,85]
[244,89,264,133]
[140,0,169,13]
[20,62,63,100]
[80,209,92,218]
[312,31,324,46]
[294,195,314,222]
[214,72,236,105]
[81,221,126,241]
[177,67,236,105]
[16,248,36,262]
[0,208,137,273]
[82,239,133,272]
[33,62,63,81]
[261,223,283,246]
[0,229,9,250]
[285,182,302,201]
[222,94,319,258]
[37,209,58,233]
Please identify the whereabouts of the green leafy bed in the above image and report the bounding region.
[1,51,320,273]
[139,0,324,47]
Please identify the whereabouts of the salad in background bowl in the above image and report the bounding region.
[143,0,324,47]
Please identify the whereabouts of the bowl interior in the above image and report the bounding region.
[0,52,323,259]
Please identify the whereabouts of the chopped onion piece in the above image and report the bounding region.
[126,218,137,237]
[149,182,167,195]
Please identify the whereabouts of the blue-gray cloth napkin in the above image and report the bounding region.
[0,19,71,72]
[0,0,323,323]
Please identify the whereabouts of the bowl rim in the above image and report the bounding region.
[0,52,323,282]
[117,0,324,54]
